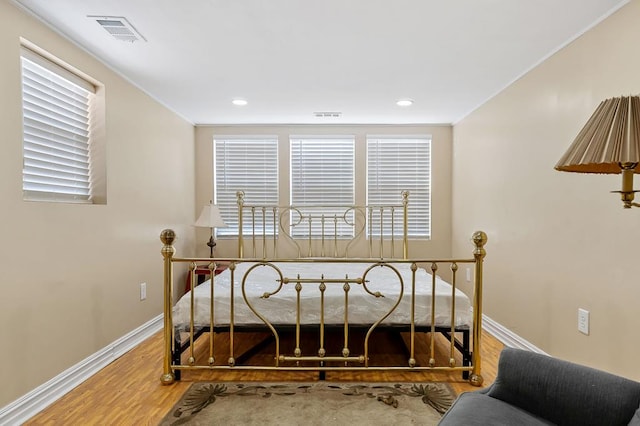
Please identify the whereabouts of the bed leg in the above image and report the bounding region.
[462,329,470,380]
[173,334,181,381]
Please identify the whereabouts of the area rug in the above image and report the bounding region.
[160,382,456,425]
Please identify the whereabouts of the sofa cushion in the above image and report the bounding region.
[438,392,554,426]
[486,348,640,426]
[628,406,640,426]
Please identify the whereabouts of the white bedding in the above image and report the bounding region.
[173,261,472,329]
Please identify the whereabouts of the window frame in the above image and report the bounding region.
[289,135,356,238]
[21,46,97,203]
[213,135,279,236]
[366,135,432,239]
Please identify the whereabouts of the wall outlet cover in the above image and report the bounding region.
[578,308,589,335]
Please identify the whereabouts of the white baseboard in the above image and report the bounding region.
[482,314,547,354]
[0,314,163,426]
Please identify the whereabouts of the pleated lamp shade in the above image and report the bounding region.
[555,95,640,174]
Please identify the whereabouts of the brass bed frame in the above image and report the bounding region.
[160,191,487,386]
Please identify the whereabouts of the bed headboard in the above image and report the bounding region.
[236,191,410,259]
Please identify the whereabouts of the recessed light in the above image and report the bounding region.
[232,99,248,106]
[396,99,414,107]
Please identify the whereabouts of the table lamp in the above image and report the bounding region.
[195,202,227,257]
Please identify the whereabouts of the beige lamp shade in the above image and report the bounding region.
[195,203,227,228]
[555,95,640,174]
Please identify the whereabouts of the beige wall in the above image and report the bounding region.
[195,125,454,260]
[452,0,640,379]
[0,2,195,406]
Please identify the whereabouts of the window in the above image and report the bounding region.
[367,136,431,238]
[214,136,278,235]
[290,136,355,237]
[21,47,97,203]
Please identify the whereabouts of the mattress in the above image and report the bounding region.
[172,261,472,329]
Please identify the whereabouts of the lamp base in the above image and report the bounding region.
[207,236,216,258]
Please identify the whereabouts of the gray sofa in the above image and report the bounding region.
[439,347,640,426]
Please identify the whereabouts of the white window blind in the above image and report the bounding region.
[21,47,95,203]
[290,136,355,237]
[214,136,278,236]
[367,136,431,238]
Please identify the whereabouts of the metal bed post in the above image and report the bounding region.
[402,190,409,259]
[470,230,488,386]
[160,229,176,385]
[237,191,245,258]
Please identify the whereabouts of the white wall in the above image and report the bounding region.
[452,0,640,379]
[0,2,196,406]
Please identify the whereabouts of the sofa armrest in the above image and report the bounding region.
[486,348,640,426]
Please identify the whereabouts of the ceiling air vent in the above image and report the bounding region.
[314,112,342,118]
[89,16,146,43]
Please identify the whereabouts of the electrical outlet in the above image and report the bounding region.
[140,282,147,301]
[578,308,589,335]
[465,267,472,282]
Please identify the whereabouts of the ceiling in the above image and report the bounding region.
[14,0,628,125]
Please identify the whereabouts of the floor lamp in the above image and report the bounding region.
[195,202,227,257]
[555,95,640,208]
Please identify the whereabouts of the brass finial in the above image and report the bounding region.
[236,190,245,206]
[160,373,175,385]
[160,229,176,245]
[160,229,176,259]
[472,231,487,260]
[401,190,410,205]
[470,373,484,387]
[472,231,487,248]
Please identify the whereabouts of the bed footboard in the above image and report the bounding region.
[159,229,487,386]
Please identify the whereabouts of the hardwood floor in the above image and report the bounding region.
[25,329,503,425]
